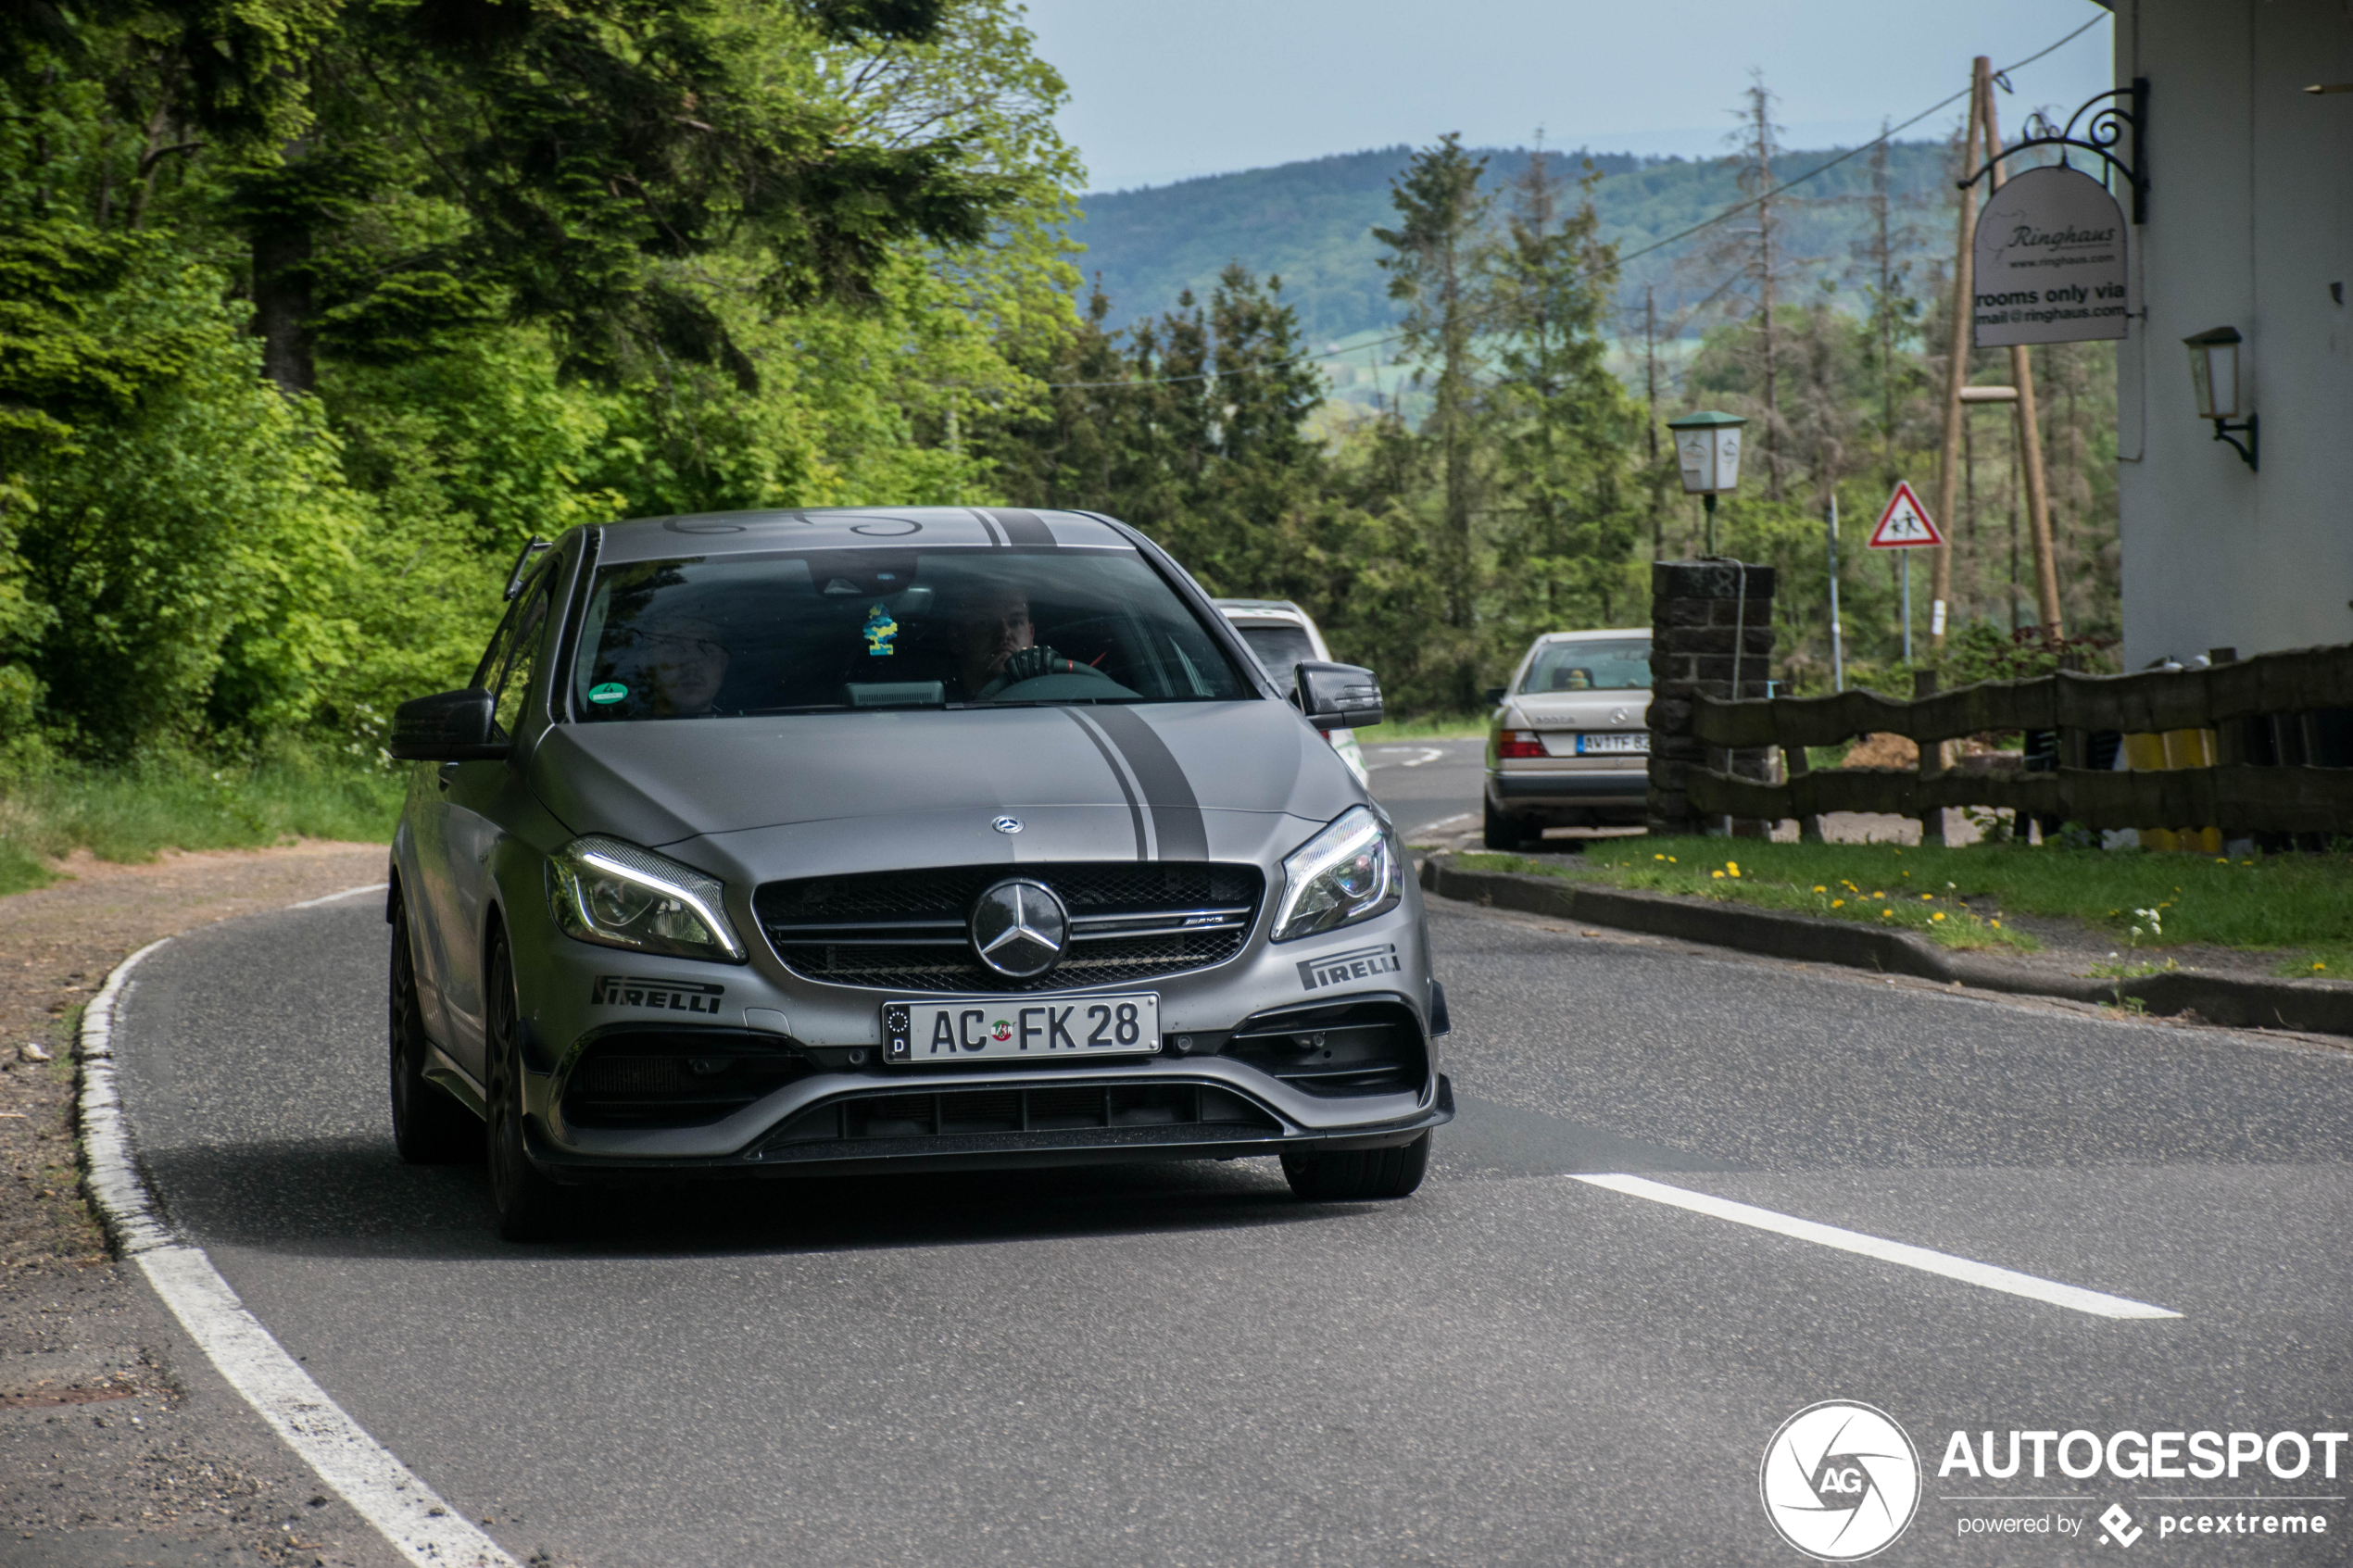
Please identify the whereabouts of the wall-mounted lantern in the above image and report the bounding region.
[1666,409,1747,555]
[2183,326,2258,471]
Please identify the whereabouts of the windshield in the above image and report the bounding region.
[1518,639,1652,694]
[1232,621,1318,681]
[572,547,1252,720]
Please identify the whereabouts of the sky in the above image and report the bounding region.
[1016,0,2117,194]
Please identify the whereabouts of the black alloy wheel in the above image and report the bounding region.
[1280,1131,1430,1201]
[389,895,481,1164]
[484,926,581,1243]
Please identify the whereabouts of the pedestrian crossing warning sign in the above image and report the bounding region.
[1867,482,1944,548]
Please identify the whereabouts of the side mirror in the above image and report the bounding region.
[1482,686,1507,707]
[1293,661,1384,729]
[388,688,509,761]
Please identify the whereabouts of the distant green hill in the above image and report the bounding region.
[1065,141,1959,345]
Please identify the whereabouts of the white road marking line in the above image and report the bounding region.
[1568,1173,2182,1320]
[289,881,389,909]
[81,906,522,1568]
[1408,811,1478,840]
[1365,746,1446,771]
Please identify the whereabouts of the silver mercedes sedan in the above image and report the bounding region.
[387,508,1452,1239]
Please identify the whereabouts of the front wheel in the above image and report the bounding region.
[484,928,580,1243]
[389,896,480,1165]
[1282,1132,1430,1201]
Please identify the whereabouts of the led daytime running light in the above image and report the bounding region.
[576,849,742,960]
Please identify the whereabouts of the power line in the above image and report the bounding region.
[1036,13,2108,393]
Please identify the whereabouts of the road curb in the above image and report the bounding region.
[1419,854,2353,1039]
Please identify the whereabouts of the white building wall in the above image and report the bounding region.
[2111,0,2353,666]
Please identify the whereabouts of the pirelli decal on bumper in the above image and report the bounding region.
[590,975,726,1014]
[1297,943,1403,991]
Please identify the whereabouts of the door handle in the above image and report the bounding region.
[437,761,460,792]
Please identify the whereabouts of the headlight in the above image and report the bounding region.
[546,836,746,962]
[1271,805,1403,942]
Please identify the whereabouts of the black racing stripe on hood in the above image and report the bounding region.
[967,508,1009,546]
[1059,709,1149,859]
[988,508,1057,546]
[1088,706,1208,861]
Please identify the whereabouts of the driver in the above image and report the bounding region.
[642,619,729,716]
[953,584,1088,699]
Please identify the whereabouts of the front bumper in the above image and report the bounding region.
[528,1073,1453,1183]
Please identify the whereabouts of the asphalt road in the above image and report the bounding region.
[109,875,2353,1565]
[1361,737,1486,844]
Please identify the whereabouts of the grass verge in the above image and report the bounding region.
[1457,835,2353,966]
[0,739,403,896]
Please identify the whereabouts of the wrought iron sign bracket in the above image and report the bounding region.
[1958,77,2148,224]
[2209,412,2259,473]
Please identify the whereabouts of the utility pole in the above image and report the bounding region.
[1645,284,1663,558]
[1827,495,1844,691]
[1930,57,1987,655]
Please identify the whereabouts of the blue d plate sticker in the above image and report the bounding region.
[863,603,899,657]
[587,682,628,704]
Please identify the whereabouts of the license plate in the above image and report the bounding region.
[882,994,1161,1064]
[1575,732,1649,755]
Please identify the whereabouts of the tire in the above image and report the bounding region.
[389,896,481,1164]
[484,926,581,1243]
[1482,797,1525,852]
[1281,1131,1431,1201]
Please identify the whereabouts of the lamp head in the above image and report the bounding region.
[2183,327,2243,421]
[1664,409,1747,495]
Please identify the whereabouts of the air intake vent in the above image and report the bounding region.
[761,1082,1280,1151]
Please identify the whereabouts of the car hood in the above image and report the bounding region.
[1504,690,1652,730]
[527,700,1359,852]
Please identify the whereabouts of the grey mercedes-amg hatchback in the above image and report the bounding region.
[388,508,1452,1239]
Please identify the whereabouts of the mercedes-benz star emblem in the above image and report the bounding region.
[970,879,1068,979]
[1611,707,1629,724]
[991,815,1023,834]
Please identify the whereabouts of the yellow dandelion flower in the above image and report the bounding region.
[1655,853,1666,860]
[1831,898,1844,908]
[2316,962,2329,972]
[2216,857,2228,864]
[1813,885,1827,894]
[1711,870,1725,879]
[1931,912,1946,922]
[1881,909,1894,918]
[1920,893,1934,901]
[1991,919,2002,928]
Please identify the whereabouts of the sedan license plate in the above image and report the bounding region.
[883,994,1161,1064]
[1576,731,1649,755]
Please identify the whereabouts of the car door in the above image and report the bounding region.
[436,571,560,1084]
[408,590,532,1050]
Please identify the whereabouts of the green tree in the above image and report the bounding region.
[1373,132,1489,706]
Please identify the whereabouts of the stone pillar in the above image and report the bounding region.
[1646,560,1779,838]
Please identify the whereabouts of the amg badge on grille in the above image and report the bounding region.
[970,879,1068,978]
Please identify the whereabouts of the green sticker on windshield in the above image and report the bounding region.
[587,682,628,705]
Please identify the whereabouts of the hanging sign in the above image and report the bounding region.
[1971,165,2130,346]
[1867,482,1944,549]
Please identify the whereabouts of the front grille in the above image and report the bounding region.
[761,1081,1280,1152]
[562,1032,812,1129]
[1224,998,1427,1098]
[755,862,1265,994]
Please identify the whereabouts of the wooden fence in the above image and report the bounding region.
[1682,643,2353,836]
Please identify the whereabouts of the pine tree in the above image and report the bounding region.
[1373,132,1490,706]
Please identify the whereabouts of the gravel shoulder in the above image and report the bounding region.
[1,841,407,1568]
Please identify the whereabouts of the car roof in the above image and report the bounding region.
[590,507,1134,566]
[1212,598,1309,620]
[1533,628,1650,644]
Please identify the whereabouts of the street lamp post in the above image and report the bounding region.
[1666,410,1748,557]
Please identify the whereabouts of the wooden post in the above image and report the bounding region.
[1914,669,1946,846]
[1784,740,1824,841]
[1979,82,2064,637]
[1929,58,1988,654]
